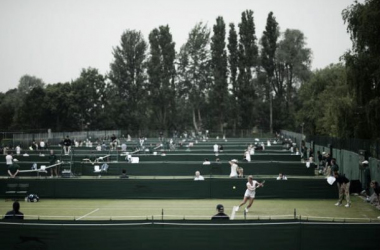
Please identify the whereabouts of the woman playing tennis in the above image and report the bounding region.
[235,175,264,213]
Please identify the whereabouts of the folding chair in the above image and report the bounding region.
[38,165,48,178]
[17,183,29,199]
[5,183,18,201]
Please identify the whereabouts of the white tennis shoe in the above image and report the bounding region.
[245,208,249,213]
[234,206,239,212]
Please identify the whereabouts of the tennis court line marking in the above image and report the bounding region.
[231,206,237,220]
[75,208,100,221]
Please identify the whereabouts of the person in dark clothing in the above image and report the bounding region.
[211,204,229,220]
[63,136,72,155]
[4,201,24,219]
[49,150,58,177]
[361,161,371,200]
[8,162,20,178]
[333,171,351,207]
[120,169,129,179]
[330,158,339,176]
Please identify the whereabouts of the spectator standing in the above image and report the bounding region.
[8,161,20,178]
[334,172,351,208]
[63,136,72,155]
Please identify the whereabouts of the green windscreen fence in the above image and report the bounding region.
[0,178,337,199]
[0,221,378,250]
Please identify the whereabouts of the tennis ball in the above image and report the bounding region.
[233,186,236,189]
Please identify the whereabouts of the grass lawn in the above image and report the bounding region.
[1,196,379,221]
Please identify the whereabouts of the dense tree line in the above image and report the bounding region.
[3,1,378,140]
[297,0,380,140]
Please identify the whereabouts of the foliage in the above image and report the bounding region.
[147,25,177,130]
[210,17,228,132]
[0,10,327,136]
[108,30,148,131]
[342,0,380,139]
[296,64,355,137]
[237,10,259,129]
[176,22,211,132]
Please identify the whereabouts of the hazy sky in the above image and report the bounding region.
[0,0,355,93]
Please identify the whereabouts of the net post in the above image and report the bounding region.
[161,209,164,221]
[294,208,296,219]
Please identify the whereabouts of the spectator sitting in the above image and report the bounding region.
[219,145,224,152]
[101,141,107,151]
[39,139,46,150]
[5,151,13,166]
[31,141,38,151]
[213,143,219,153]
[4,201,24,220]
[276,173,287,180]
[211,204,229,220]
[369,180,380,207]
[203,159,211,165]
[120,169,129,179]
[295,148,299,155]
[15,145,21,155]
[194,171,205,181]
[215,158,221,164]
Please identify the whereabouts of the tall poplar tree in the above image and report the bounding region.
[147,25,176,130]
[228,23,239,133]
[210,16,228,132]
[177,22,211,132]
[260,12,279,100]
[109,30,148,130]
[237,10,259,129]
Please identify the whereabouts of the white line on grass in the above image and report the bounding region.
[231,206,237,220]
[75,208,100,221]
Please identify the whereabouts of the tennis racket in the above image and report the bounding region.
[257,180,265,189]
[251,180,265,191]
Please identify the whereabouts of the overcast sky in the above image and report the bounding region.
[0,0,356,93]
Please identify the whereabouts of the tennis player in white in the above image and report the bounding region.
[235,175,264,213]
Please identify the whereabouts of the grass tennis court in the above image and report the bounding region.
[2,196,379,221]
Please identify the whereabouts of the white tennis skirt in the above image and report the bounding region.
[244,190,256,198]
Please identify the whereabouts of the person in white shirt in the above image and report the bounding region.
[229,160,239,178]
[234,175,264,213]
[213,144,219,153]
[194,171,204,181]
[244,150,251,162]
[276,173,288,180]
[15,145,21,155]
[6,152,13,165]
[39,140,46,150]
[203,159,211,165]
